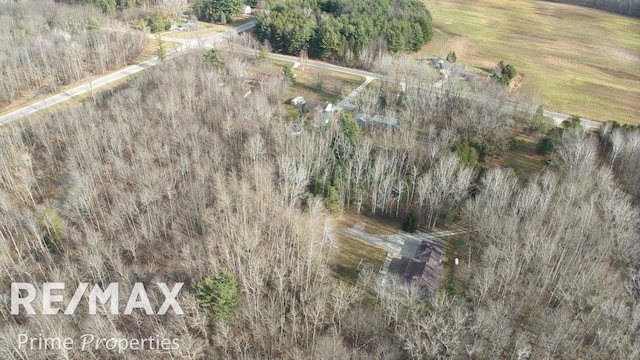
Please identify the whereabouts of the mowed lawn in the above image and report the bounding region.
[423,0,640,125]
[253,59,364,104]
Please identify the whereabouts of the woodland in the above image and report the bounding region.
[0,1,147,109]
[255,0,433,65]
[0,0,639,359]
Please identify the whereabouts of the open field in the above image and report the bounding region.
[331,234,388,282]
[333,213,402,236]
[159,22,226,40]
[418,29,450,58]
[423,0,640,125]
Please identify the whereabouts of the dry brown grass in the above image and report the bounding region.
[423,0,640,125]
[332,213,401,235]
[130,37,181,64]
[330,213,397,282]
[290,66,364,103]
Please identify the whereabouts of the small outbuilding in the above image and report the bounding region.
[356,113,398,128]
[303,100,336,125]
[291,96,306,107]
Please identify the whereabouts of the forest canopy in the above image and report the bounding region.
[192,0,246,23]
[255,0,433,64]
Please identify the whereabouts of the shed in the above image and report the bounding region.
[291,96,306,107]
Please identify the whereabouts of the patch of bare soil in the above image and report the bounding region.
[441,36,497,69]
[508,73,526,93]
[433,0,464,9]
[539,55,579,71]
[332,213,400,236]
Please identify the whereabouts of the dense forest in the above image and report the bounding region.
[1,26,639,357]
[545,0,640,17]
[0,0,146,109]
[255,0,433,66]
[192,0,245,22]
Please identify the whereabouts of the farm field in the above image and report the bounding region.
[423,0,640,125]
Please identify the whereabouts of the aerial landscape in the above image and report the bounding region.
[0,0,639,359]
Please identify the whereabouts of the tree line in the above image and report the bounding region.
[600,121,640,203]
[0,0,146,110]
[545,0,640,18]
[56,0,149,15]
[192,0,245,23]
[255,0,433,66]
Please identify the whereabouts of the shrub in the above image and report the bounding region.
[147,15,171,33]
[203,48,224,68]
[193,269,240,322]
[452,140,479,167]
[403,213,418,233]
[324,186,343,215]
[155,35,166,61]
[446,206,458,223]
[562,115,581,129]
[508,137,518,150]
[85,17,100,31]
[340,112,363,146]
[446,51,457,63]
[282,63,295,84]
[494,60,517,86]
[537,137,555,155]
[41,207,65,249]
[446,282,459,299]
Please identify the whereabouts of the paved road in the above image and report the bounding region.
[0,21,256,127]
[543,110,601,129]
[0,19,602,130]
[248,51,602,130]
[0,58,159,126]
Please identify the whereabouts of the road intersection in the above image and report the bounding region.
[0,20,602,130]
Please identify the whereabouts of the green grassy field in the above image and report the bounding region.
[423,0,640,125]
